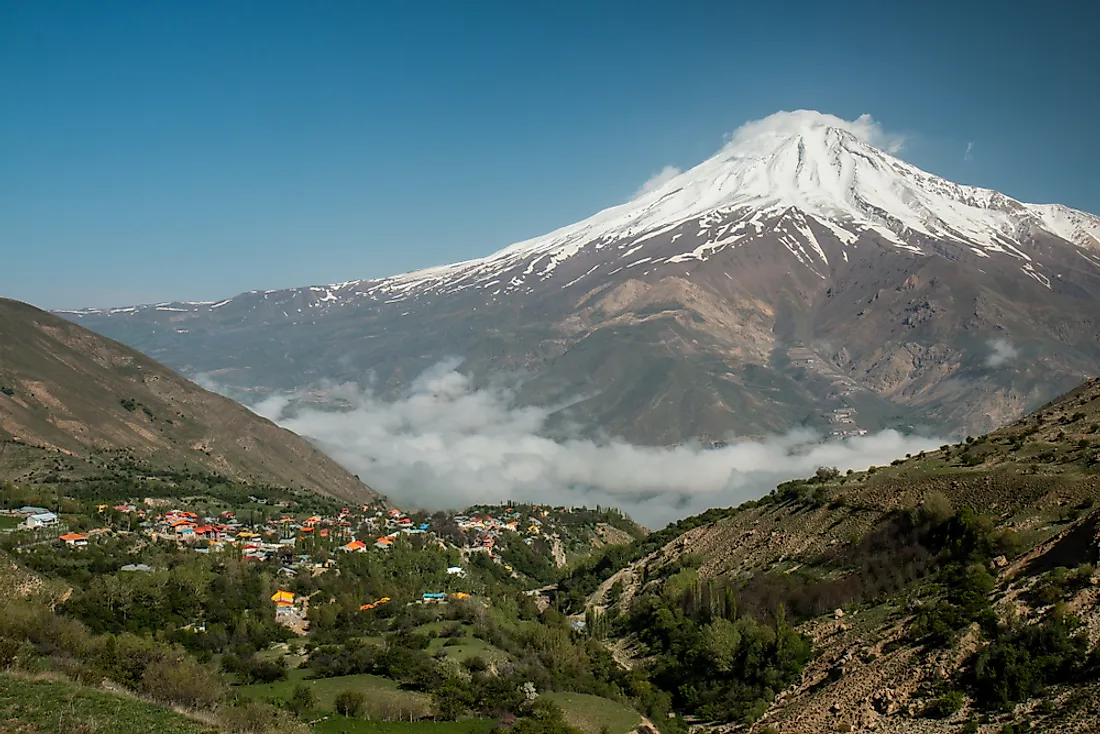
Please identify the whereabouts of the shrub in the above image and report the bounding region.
[1034,565,1093,605]
[141,655,225,711]
[924,690,965,718]
[463,655,489,673]
[288,683,316,716]
[920,491,954,524]
[219,698,308,734]
[334,689,366,717]
[970,612,1092,708]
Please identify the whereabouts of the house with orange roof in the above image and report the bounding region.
[59,532,88,547]
[374,536,394,550]
[342,539,367,552]
[271,590,295,615]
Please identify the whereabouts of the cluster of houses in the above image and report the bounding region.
[452,507,548,553]
[5,499,570,591]
[345,508,433,551]
[338,507,551,555]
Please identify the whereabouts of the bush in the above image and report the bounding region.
[463,655,489,673]
[924,690,965,718]
[218,698,308,734]
[970,612,1092,708]
[335,689,366,717]
[288,683,316,716]
[141,655,225,711]
[250,658,288,684]
[920,491,954,524]
[1034,566,1094,605]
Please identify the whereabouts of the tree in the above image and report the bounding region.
[288,683,316,717]
[334,689,365,717]
[433,677,474,720]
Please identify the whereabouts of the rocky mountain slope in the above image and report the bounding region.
[59,111,1100,442]
[580,377,1100,732]
[0,298,375,502]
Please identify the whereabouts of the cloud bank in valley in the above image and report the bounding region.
[233,361,943,529]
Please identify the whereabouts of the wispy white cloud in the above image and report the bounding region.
[633,165,682,199]
[965,141,974,162]
[726,110,908,156]
[209,361,943,529]
[985,338,1019,368]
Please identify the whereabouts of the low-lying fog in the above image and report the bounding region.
[205,360,944,529]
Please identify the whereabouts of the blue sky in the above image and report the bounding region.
[2,0,1098,309]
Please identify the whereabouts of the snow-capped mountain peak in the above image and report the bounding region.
[328,110,1098,298]
[54,112,1100,450]
[63,110,1100,317]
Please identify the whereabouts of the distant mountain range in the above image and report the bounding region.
[58,110,1100,444]
[0,298,376,502]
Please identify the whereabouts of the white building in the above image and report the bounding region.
[25,512,59,528]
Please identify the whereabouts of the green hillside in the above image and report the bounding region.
[561,377,1100,732]
[0,673,215,734]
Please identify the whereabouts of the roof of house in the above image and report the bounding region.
[271,590,295,603]
[59,533,86,542]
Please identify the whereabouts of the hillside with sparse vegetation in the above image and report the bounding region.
[556,377,1100,732]
[0,298,375,503]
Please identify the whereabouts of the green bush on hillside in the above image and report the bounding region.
[970,610,1095,708]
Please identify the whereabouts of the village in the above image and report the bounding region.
[0,498,566,613]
